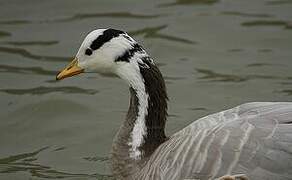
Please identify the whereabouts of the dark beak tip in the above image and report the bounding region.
[56,73,61,81]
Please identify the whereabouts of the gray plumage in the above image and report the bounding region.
[112,101,292,180]
[110,55,292,180]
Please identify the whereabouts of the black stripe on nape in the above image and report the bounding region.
[137,56,152,69]
[115,43,144,62]
[137,58,168,157]
[141,56,154,65]
[90,28,124,50]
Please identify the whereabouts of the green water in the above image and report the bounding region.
[0,0,292,179]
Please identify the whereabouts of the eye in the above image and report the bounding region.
[85,48,93,56]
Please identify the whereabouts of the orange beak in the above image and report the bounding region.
[56,58,84,80]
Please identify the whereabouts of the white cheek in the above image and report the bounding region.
[78,55,115,73]
[77,60,87,69]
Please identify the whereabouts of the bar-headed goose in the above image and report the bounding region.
[56,28,292,180]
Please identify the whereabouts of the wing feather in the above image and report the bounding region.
[138,102,292,180]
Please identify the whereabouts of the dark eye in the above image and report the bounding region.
[85,48,92,56]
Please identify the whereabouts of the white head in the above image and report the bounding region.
[56,28,152,80]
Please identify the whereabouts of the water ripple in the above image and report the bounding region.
[227,48,244,52]
[195,68,291,82]
[0,64,57,76]
[129,25,196,44]
[2,41,59,46]
[159,0,219,7]
[0,20,30,25]
[266,0,292,5]
[83,156,109,162]
[281,89,292,95]
[164,76,186,80]
[0,86,99,95]
[241,20,292,29]
[54,12,163,23]
[258,49,273,53]
[0,147,113,179]
[0,12,162,25]
[0,46,69,62]
[188,107,208,111]
[221,11,273,18]
[246,63,279,67]
[0,147,49,165]
[53,147,66,152]
[0,30,11,38]
[196,68,248,82]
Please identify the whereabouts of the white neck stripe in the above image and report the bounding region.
[115,60,148,159]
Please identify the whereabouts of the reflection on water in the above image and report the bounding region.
[242,20,292,29]
[0,47,69,62]
[0,147,112,179]
[195,68,290,82]
[0,64,57,76]
[129,25,196,44]
[2,41,59,46]
[0,86,99,95]
[159,0,218,7]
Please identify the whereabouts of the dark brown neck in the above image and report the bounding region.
[111,60,168,179]
[137,60,168,157]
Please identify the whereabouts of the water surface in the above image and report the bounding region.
[0,0,292,179]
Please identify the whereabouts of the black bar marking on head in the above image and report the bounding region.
[115,43,144,62]
[90,28,124,50]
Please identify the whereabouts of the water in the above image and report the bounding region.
[0,0,292,179]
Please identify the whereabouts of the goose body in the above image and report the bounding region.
[135,102,292,180]
[56,28,292,180]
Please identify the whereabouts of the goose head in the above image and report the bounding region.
[56,28,150,81]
